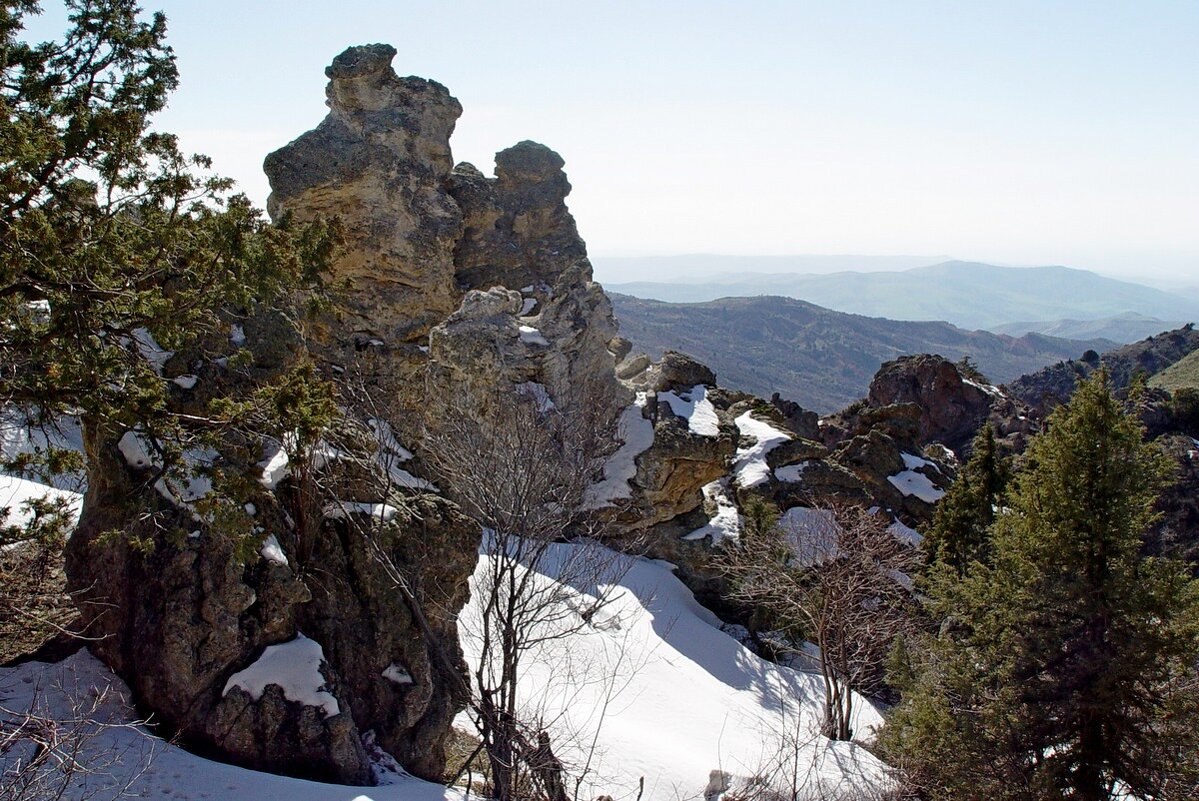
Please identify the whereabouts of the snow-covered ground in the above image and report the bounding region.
[0,411,87,492]
[457,540,890,801]
[1,468,891,801]
[0,473,83,529]
[0,651,463,801]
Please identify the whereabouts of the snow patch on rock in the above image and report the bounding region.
[518,325,549,346]
[260,534,287,566]
[733,412,791,488]
[258,440,291,490]
[323,501,402,523]
[382,663,414,685]
[774,461,811,483]
[683,479,742,543]
[222,633,339,718]
[659,384,719,437]
[583,392,654,509]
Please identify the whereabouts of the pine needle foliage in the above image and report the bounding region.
[884,371,1199,801]
[920,423,1009,572]
[0,0,333,439]
[0,0,336,521]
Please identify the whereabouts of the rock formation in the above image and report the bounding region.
[66,42,631,786]
[265,43,463,344]
[820,354,1036,457]
[1007,324,1199,416]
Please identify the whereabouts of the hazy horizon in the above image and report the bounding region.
[587,253,1199,291]
[23,1,1199,284]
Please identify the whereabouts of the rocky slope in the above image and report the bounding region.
[1150,348,1199,391]
[1006,324,1199,416]
[55,42,1199,793]
[611,293,1112,412]
[603,349,958,610]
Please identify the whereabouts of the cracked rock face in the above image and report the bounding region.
[450,141,587,293]
[66,414,478,784]
[266,43,463,346]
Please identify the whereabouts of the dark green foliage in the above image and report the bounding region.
[954,355,986,383]
[883,372,1199,801]
[738,493,781,542]
[1168,386,1199,437]
[921,423,1008,572]
[0,493,73,569]
[0,1,334,501]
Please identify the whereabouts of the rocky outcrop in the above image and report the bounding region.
[211,673,370,785]
[67,41,629,787]
[449,142,587,293]
[610,351,950,600]
[66,411,479,784]
[818,354,1035,458]
[267,45,625,448]
[299,495,477,780]
[866,355,994,453]
[265,44,463,345]
[437,142,625,424]
[66,426,365,783]
[619,354,738,530]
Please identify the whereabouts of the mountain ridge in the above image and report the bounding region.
[611,293,1115,413]
[603,259,1199,333]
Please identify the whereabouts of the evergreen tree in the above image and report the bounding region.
[884,372,1199,801]
[0,1,333,490]
[922,423,1007,571]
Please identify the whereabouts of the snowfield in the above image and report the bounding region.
[0,651,463,801]
[456,539,889,801]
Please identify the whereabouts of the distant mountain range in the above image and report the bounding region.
[988,312,1191,344]
[591,254,945,284]
[603,259,1199,341]
[611,293,1115,413]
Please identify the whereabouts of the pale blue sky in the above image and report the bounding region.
[23,1,1199,282]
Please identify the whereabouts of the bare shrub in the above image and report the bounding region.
[420,379,640,801]
[721,501,919,742]
[0,665,158,801]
